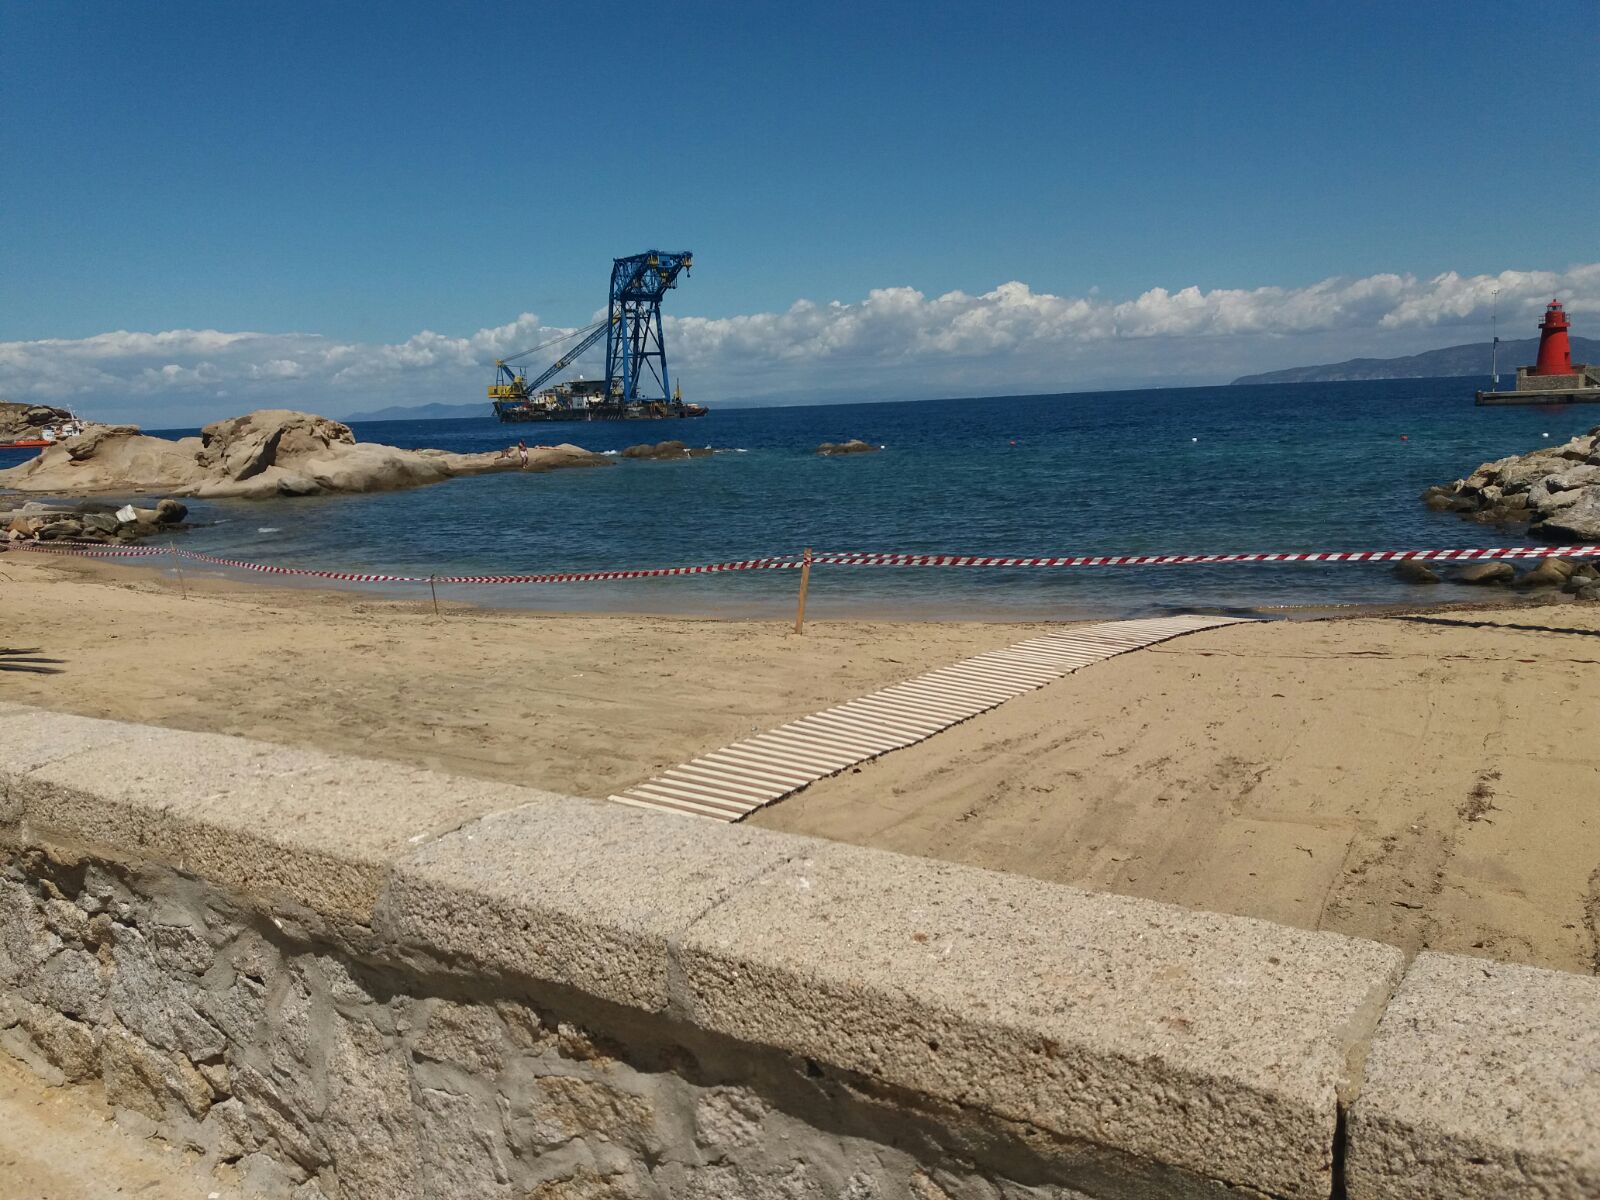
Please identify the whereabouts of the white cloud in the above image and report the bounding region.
[2,263,1595,425]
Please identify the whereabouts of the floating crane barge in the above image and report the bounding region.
[490,251,707,422]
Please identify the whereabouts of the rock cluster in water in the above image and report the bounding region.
[621,440,713,460]
[817,439,879,456]
[1422,425,1600,542]
[3,498,188,545]
[1391,554,1600,596]
[0,410,610,500]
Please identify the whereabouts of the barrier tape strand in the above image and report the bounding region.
[12,538,1600,585]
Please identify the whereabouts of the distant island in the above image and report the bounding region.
[1231,336,1600,386]
[343,401,490,422]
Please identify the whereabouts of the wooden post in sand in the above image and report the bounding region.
[794,547,814,634]
[428,574,440,617]
[168,539,188,600]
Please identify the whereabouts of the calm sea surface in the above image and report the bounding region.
[4,378,1590,619]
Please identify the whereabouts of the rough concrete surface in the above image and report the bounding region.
[13,710,537,922]
[1346,951,1600,1199]
[680,839,1404,1200]
[380,800,811,1013]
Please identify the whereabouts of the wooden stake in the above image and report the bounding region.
[429,574,440,617]
[169,539,188,600]
[794,547,813,634]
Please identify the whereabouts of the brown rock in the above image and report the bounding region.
[1451,561,1514,585]
[1518,560,1573,588]
[620,440,711,460]
[1392,561,1440,585]
[817,439,880,456]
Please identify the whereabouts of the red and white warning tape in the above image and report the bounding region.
[13,538,1600,585]
[9,541,168,559]
[812,546,1600,568]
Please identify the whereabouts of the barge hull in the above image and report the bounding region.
[494,402,707,423]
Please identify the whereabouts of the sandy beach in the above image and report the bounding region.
[4,547,1597,975]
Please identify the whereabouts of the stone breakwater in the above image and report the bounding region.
[0,409,609,501]
[1423,424,1600,542]
[3,707,1597,1198]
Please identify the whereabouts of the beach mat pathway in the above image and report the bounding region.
[608,614,1253,822]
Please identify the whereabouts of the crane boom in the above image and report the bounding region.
[520,319,613,394]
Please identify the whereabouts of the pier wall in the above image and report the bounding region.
[1,702,1596,1199]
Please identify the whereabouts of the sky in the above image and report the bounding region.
[3,1,1597,425]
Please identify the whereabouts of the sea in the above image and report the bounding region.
[3,377,1590,620]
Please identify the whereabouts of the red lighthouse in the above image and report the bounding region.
[1532,299,1573,376]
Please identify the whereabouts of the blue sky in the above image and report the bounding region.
[3,1,1597,422]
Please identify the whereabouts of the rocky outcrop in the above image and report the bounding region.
[0,410,609,500]
[621,440,712,460]
[817,439,880,456]
[1423,426,1600,542]
[0,402,79,440]
[2,498,187,546]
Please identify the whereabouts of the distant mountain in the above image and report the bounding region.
[1231,336,1600,386]
[342,401,490,422]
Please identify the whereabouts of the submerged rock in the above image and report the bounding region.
[1392,561,1440,585]
[0,409,611,501]
[817,439,879,456]
[1450,562,1515,585]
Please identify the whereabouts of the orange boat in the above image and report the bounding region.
[0,437,51,450]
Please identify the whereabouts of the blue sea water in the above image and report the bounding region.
[4,378,1591,619]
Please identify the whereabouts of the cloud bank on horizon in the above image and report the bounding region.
[4,263,1596,426]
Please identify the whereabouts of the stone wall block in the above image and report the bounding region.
[20,731,538,924]
[321,1011,425,1200]
[101,1023,214,1124]
[108,924,226,1060]
[1346,951,1600,1199]
[678,842,1405,1200]
[415,1084,516,1199]
[29,944,106,1021]
[379,800,807,1013]
[0,876,57,989]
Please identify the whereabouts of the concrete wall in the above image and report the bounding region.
[0,701,1595,1199]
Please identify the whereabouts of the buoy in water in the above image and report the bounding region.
[1191,437,1198,443]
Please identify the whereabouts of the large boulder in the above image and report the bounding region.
[1536,490,1600,543]
[1450,561,1514,585]
[0,410,611,501]
[1517,560,1572,588]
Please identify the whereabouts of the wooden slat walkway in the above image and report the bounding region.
[609,614,1253,822]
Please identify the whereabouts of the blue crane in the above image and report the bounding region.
[605,251,693,404]
[489,251,697,422]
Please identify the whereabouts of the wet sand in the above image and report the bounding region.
[4,546,1597,974]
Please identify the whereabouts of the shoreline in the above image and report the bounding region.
[6,537,1590,626]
